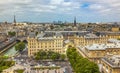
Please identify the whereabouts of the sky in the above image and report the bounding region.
[0,0,120,23]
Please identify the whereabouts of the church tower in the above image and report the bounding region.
[74,16,76,26]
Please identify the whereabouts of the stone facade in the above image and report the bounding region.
[27,31,120,57]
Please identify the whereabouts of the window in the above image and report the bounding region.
[96,52,100,56]
[110,69,112,73]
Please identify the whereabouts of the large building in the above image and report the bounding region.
[27,31,120,57]
[77,39,120,72]
[101,55,120,73]
[27,32,65,56]
[79,42,120,63]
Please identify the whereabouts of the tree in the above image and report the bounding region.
[34,50,63,60]
[14,69,24,73]
[8,31,16,37]
[40,50,47,59]
[47,51,54,59]
[15,42,25,52]
[35,55,40,60]
[67,47,100,73]
[51,53,57,60]
[35,50,47,60]
[61,54,66,60]
[0,58,15,73]
[84,62,100,73]
[50,25,54,29]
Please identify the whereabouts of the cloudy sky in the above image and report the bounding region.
[0,0,120,22]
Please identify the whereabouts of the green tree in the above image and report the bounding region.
[67,47,100,73]
[35,50,47,60]
[51,53,58,60]
[35,50,64,61]
[0,58,15,73]
[50,25,54,29]
[34,55,40,60]
[47,51,54,59]
[14,69,24,73]
[8,31,16,37]
[61,54,66,60]
[83,62,100,73]
[15,42,25,52]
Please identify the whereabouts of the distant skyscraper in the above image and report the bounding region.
[74,17,76,26]
[14,15,16,23]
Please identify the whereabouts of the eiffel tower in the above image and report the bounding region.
[14,15,16,24]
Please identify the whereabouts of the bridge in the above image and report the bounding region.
[16,37,27,42]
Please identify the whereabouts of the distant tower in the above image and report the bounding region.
[74,17,76,26]
[13,15,16,24]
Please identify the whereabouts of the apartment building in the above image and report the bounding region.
[28,31,120,57]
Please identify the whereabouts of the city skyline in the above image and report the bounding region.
[0,0,120,23]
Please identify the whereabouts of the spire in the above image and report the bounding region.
[74,16,76,26]
[14,15,16,23]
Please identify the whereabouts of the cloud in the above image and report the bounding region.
[33,5,57,12]
[89,4,105,10]
[0,0,120,22]
[50,0,64,5]
[79,0,120,15]
[49,0,80,12]
[0,0,32,15]
[0,0,81,15]
[0,0,32,5]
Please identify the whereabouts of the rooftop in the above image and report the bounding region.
[102,55,120,68]
[108,39,120,43]
[28,31,120,39]
[37,32,63,40]
[85,43,120,50]
[84,33,98,38]
[28,32,36,38]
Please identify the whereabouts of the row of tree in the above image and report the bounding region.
[0,57,15,73]
[34,50,66,61]
[67,47,100,73]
